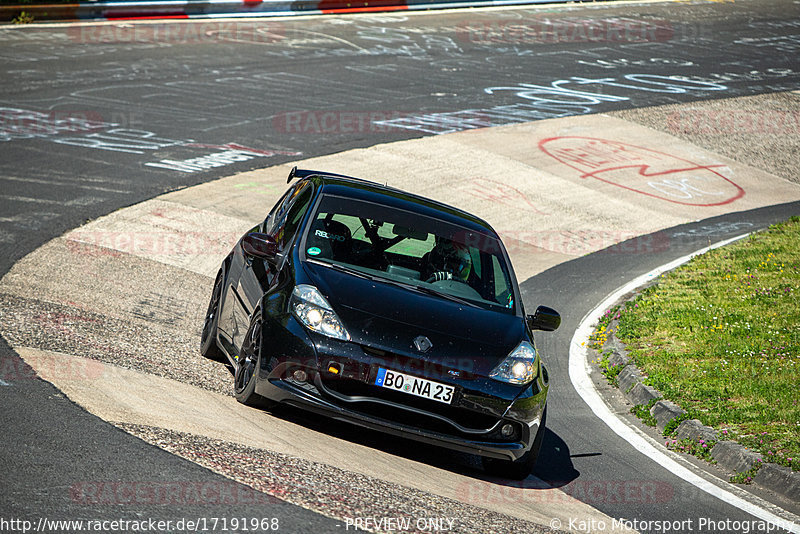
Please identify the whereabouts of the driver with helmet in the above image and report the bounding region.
[423,236,472,283]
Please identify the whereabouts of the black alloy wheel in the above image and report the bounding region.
[234,312,271,408]
[200,265,226,361]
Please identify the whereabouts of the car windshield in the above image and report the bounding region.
[302,193,516,311]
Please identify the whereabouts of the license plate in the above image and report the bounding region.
[375,368,454,405]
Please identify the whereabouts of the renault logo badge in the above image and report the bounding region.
[413,335,433,353]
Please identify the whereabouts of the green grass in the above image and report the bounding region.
[729,460,763,485]
[591,347,624,386]
[631,401,658,427]
[589,305,621,350]
[11,10,34,22]
[666,438,717,463]
[607,216,800,472]
[588,306,626,386]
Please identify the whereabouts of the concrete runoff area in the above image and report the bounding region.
[57,114,800,282]
[2,92,800,532]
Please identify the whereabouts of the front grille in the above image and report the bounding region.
[318,375,505,439]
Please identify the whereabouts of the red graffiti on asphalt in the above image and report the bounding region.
[538,136,745,207]
[459,177,549,215]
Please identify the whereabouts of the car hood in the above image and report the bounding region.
[303,262,525,376]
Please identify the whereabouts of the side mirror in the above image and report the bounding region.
[527,305,561,332]
[242,233,278,261]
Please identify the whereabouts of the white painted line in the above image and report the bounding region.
[0,213,60,224]
[0,195,104,207]
[569,233,800,534]
[1,176,130,195]
[0,230,16,244]
[0,378,12,386]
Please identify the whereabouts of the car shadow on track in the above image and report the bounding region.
[262,403,580,489]
[468,428,581,489]
[533,429,581,486]
[217,362,580,487]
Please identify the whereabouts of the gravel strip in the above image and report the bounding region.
[0,292,233,396]
[611,91,800,184]
[0,237,213,336]
[117,423,553,534]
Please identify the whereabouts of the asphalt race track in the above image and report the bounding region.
[1,0,800,532]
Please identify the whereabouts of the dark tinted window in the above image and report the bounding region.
[303,194,515,310]
[267,182,313,251]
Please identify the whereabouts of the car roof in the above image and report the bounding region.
[290,168,497,235]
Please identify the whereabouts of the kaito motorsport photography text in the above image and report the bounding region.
[557,516,791,533]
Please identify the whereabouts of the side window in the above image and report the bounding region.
[492,255,512,307]
[263,187,294,236]
[469,247,482,277]
[271,183,313,251]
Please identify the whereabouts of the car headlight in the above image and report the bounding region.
[290,285,350,341]
[490,341,538,385]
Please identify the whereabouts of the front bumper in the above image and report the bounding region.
[255,317,548,461]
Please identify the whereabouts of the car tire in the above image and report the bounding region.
[482,407,547,480]
[234,311,273,409]
[200,265,227,361]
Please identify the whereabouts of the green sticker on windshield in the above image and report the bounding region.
[307,247,321,256]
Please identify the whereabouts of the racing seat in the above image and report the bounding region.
[307,217,352,262]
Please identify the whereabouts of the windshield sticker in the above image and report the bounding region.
[307,247,321,256]
[315,229,346,242]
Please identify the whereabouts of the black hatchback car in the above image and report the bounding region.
[201,168,560,479]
